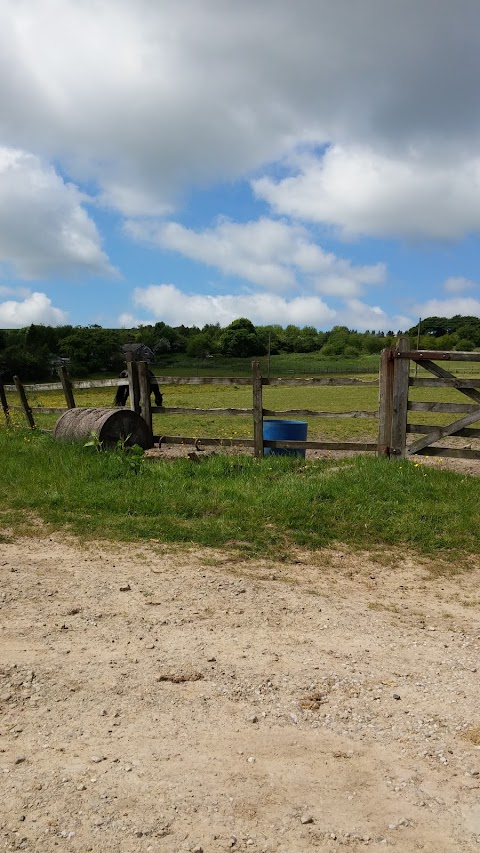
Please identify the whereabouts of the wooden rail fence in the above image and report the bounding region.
[2,340,480,460]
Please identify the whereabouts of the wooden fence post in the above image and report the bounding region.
[377,347,394,456]
[13,376,36,429]
[252,361,264,458]
[137,360,153,440]
[57,365,76,409]
[125,354,140,415]
[0,377,11,426]
[391,336,410,458]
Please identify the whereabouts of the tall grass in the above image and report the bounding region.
[0,430,478,560]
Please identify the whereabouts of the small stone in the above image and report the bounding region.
[247,756,255,763]
[249,714,259,724]
[470,770,480,777]
[14,757,26,765]
[77,784,86,791]
[192,847,204,853]
[1,693,12,702]
[392,693,401,700]
[229,837,237,847]
[119,584,131,592]
[301,814,314,824]
[91,755,105,763]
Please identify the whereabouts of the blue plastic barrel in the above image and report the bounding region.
[263,419,308,458]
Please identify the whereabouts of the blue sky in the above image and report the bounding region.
[1,0,480,331]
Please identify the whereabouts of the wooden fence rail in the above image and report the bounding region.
[3,344,480,460]
[1,362,380,457]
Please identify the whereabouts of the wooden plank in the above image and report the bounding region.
[407,407,480,455]
[408,401,479,413]
[262,408,377,419]
[411,360,480,408]
[137,361,153,437]
[152,435,376,452]
[153,376,252,386]
[410,377,480,389]
[154,435,255,447]
[57,365,75,408]
[398,351,480,361]
[252,361,264,457]
[3,375,379,393]
[391,337,410,457]
[264,440,377,451]
[419,446,480,460]
[407,423,480,438]
[126,357,140,415]
[265,377,378,387]
[151,406,253,416]
[377,348,394,456]
[13,376,35,429]
[10,406,67,414]
[0,378,11,426]
[3,378,129,392]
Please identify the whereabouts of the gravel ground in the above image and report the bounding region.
[1,536,480,852]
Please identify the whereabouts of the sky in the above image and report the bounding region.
[1,0,480,332]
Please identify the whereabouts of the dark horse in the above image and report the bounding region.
[114,369,163,407]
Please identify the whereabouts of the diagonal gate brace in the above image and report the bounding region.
[408,359,480,455]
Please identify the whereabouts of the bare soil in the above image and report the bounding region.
[1,537,480,852]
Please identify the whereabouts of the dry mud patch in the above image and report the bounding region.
[1,537,480,852]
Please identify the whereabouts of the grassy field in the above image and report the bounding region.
[0,429,479,561]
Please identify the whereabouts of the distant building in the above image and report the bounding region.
[121,343,155,363]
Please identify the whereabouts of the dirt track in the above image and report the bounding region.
[1,537,480,852]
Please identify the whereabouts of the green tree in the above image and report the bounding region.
[220,318,265,357]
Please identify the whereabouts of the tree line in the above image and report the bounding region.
[0,315,479,380]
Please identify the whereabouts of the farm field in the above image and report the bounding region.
[1,535,480,852]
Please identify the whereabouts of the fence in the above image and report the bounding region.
[2,340,480,459]
[378,338,480,461]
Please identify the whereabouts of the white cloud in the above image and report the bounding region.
[133,284,336,328]
[126,216,385,295]
[414,297,480,319]
[0,147,113,278]
[0,291,68,327]
[253,146,480,240]
[443,276,476,294]
[1,1,480,225]
[338,299,412,332]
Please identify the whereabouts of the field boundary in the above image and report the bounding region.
[3,342,480,460]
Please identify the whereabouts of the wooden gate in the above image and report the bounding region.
[378,338,480,460]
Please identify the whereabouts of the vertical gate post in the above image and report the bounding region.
[0,377,11,426]
[252,361,264,458]
[57,365,76,409]
[125,353,140,415]
[13,376,36,429]
[137,360,153,441]
[377,347,394,456]
[391,336,410,458]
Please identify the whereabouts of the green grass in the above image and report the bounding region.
[0,429,479,561]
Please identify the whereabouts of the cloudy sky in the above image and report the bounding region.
[1,0,480,330]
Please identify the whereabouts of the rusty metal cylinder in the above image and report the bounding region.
[53,407,153,449]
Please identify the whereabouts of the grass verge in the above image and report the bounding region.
[0,429,479,561]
